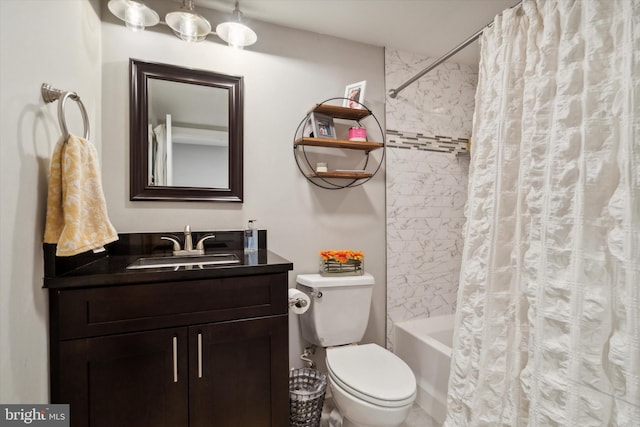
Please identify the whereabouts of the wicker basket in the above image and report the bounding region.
[289,368,327,427]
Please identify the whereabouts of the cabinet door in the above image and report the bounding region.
[189,316,288,427]
[58,328,189,427]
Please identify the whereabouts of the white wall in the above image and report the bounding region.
[0,0,102,402]
[101,1,386,369]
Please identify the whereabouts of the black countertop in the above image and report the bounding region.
[44,231,294,290]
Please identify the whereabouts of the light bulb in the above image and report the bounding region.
[124,3,145,31]
[108,0,159,31]
[227,24,245,49]
[165,3,211,43]
[179,15,198,42]
[216,21,257,49]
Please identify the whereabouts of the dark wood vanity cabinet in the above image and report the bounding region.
[189,316,287,427]
[48,272,289,427]
[58,327,189,427]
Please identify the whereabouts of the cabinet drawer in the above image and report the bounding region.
[52,273,287,339]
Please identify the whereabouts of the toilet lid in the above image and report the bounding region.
[326,343,416,408]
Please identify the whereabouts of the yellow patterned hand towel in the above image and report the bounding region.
[44,134,118,256]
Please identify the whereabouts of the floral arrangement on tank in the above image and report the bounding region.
[319,249,364,276]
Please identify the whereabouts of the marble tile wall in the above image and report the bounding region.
[385,49,477,348]
[386,49,477,136]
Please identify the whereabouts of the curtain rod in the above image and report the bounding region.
[388,1,522,99]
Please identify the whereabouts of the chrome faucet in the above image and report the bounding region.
[184,225,193,252]
[161,225,216,256]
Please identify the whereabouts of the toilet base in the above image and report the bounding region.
[328,376,413,427]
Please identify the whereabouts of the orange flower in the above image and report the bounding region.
[319,249,364,264]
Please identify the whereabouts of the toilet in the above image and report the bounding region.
[297,273,417,427]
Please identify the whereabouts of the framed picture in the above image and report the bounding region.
[310,112,336,139]
[343,80,367,109]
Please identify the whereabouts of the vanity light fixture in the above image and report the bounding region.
[108,0,258,48]
[215,1,258,49]
[107,0,159,32]
[165,0,212,43]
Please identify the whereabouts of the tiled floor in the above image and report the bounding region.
[401,403,441,427]
[320,399,440,427]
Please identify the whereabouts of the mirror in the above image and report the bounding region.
[130,59,243,202]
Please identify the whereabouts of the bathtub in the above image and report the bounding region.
[394,314,454,425]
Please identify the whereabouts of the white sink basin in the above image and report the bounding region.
[126,253,240,270]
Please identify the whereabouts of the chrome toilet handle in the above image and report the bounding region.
[309,290,323,299]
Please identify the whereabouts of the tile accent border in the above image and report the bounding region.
[386,129,469,154]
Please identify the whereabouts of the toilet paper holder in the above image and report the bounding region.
[288,297,308,309]
[288,288,311,314]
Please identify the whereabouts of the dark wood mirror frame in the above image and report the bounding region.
[130,59,243,202]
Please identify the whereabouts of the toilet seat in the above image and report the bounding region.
[326,343,416,408]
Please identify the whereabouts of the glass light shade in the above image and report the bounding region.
[215,21,257,49]
[166,10,212,42]
[108,0,159,31]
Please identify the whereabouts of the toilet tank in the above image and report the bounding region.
[296,273,374,347]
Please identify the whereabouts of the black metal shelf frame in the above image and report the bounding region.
[293,97,385,190]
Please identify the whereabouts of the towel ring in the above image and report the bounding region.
[41,83,90,141]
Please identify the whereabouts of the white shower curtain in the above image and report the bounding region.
[444,1,639,426]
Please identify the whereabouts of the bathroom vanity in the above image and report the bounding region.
[44,231,293,427]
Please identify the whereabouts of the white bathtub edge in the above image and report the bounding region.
[393,314,455,425]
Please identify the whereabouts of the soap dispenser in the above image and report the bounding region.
[244,220,258,253]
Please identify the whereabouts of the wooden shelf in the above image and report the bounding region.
[308,171,373,180]
[309,104,371,121]
[295,137,383,151]
[294,100,383,189]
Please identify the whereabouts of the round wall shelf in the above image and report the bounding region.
[293,97,385,189]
